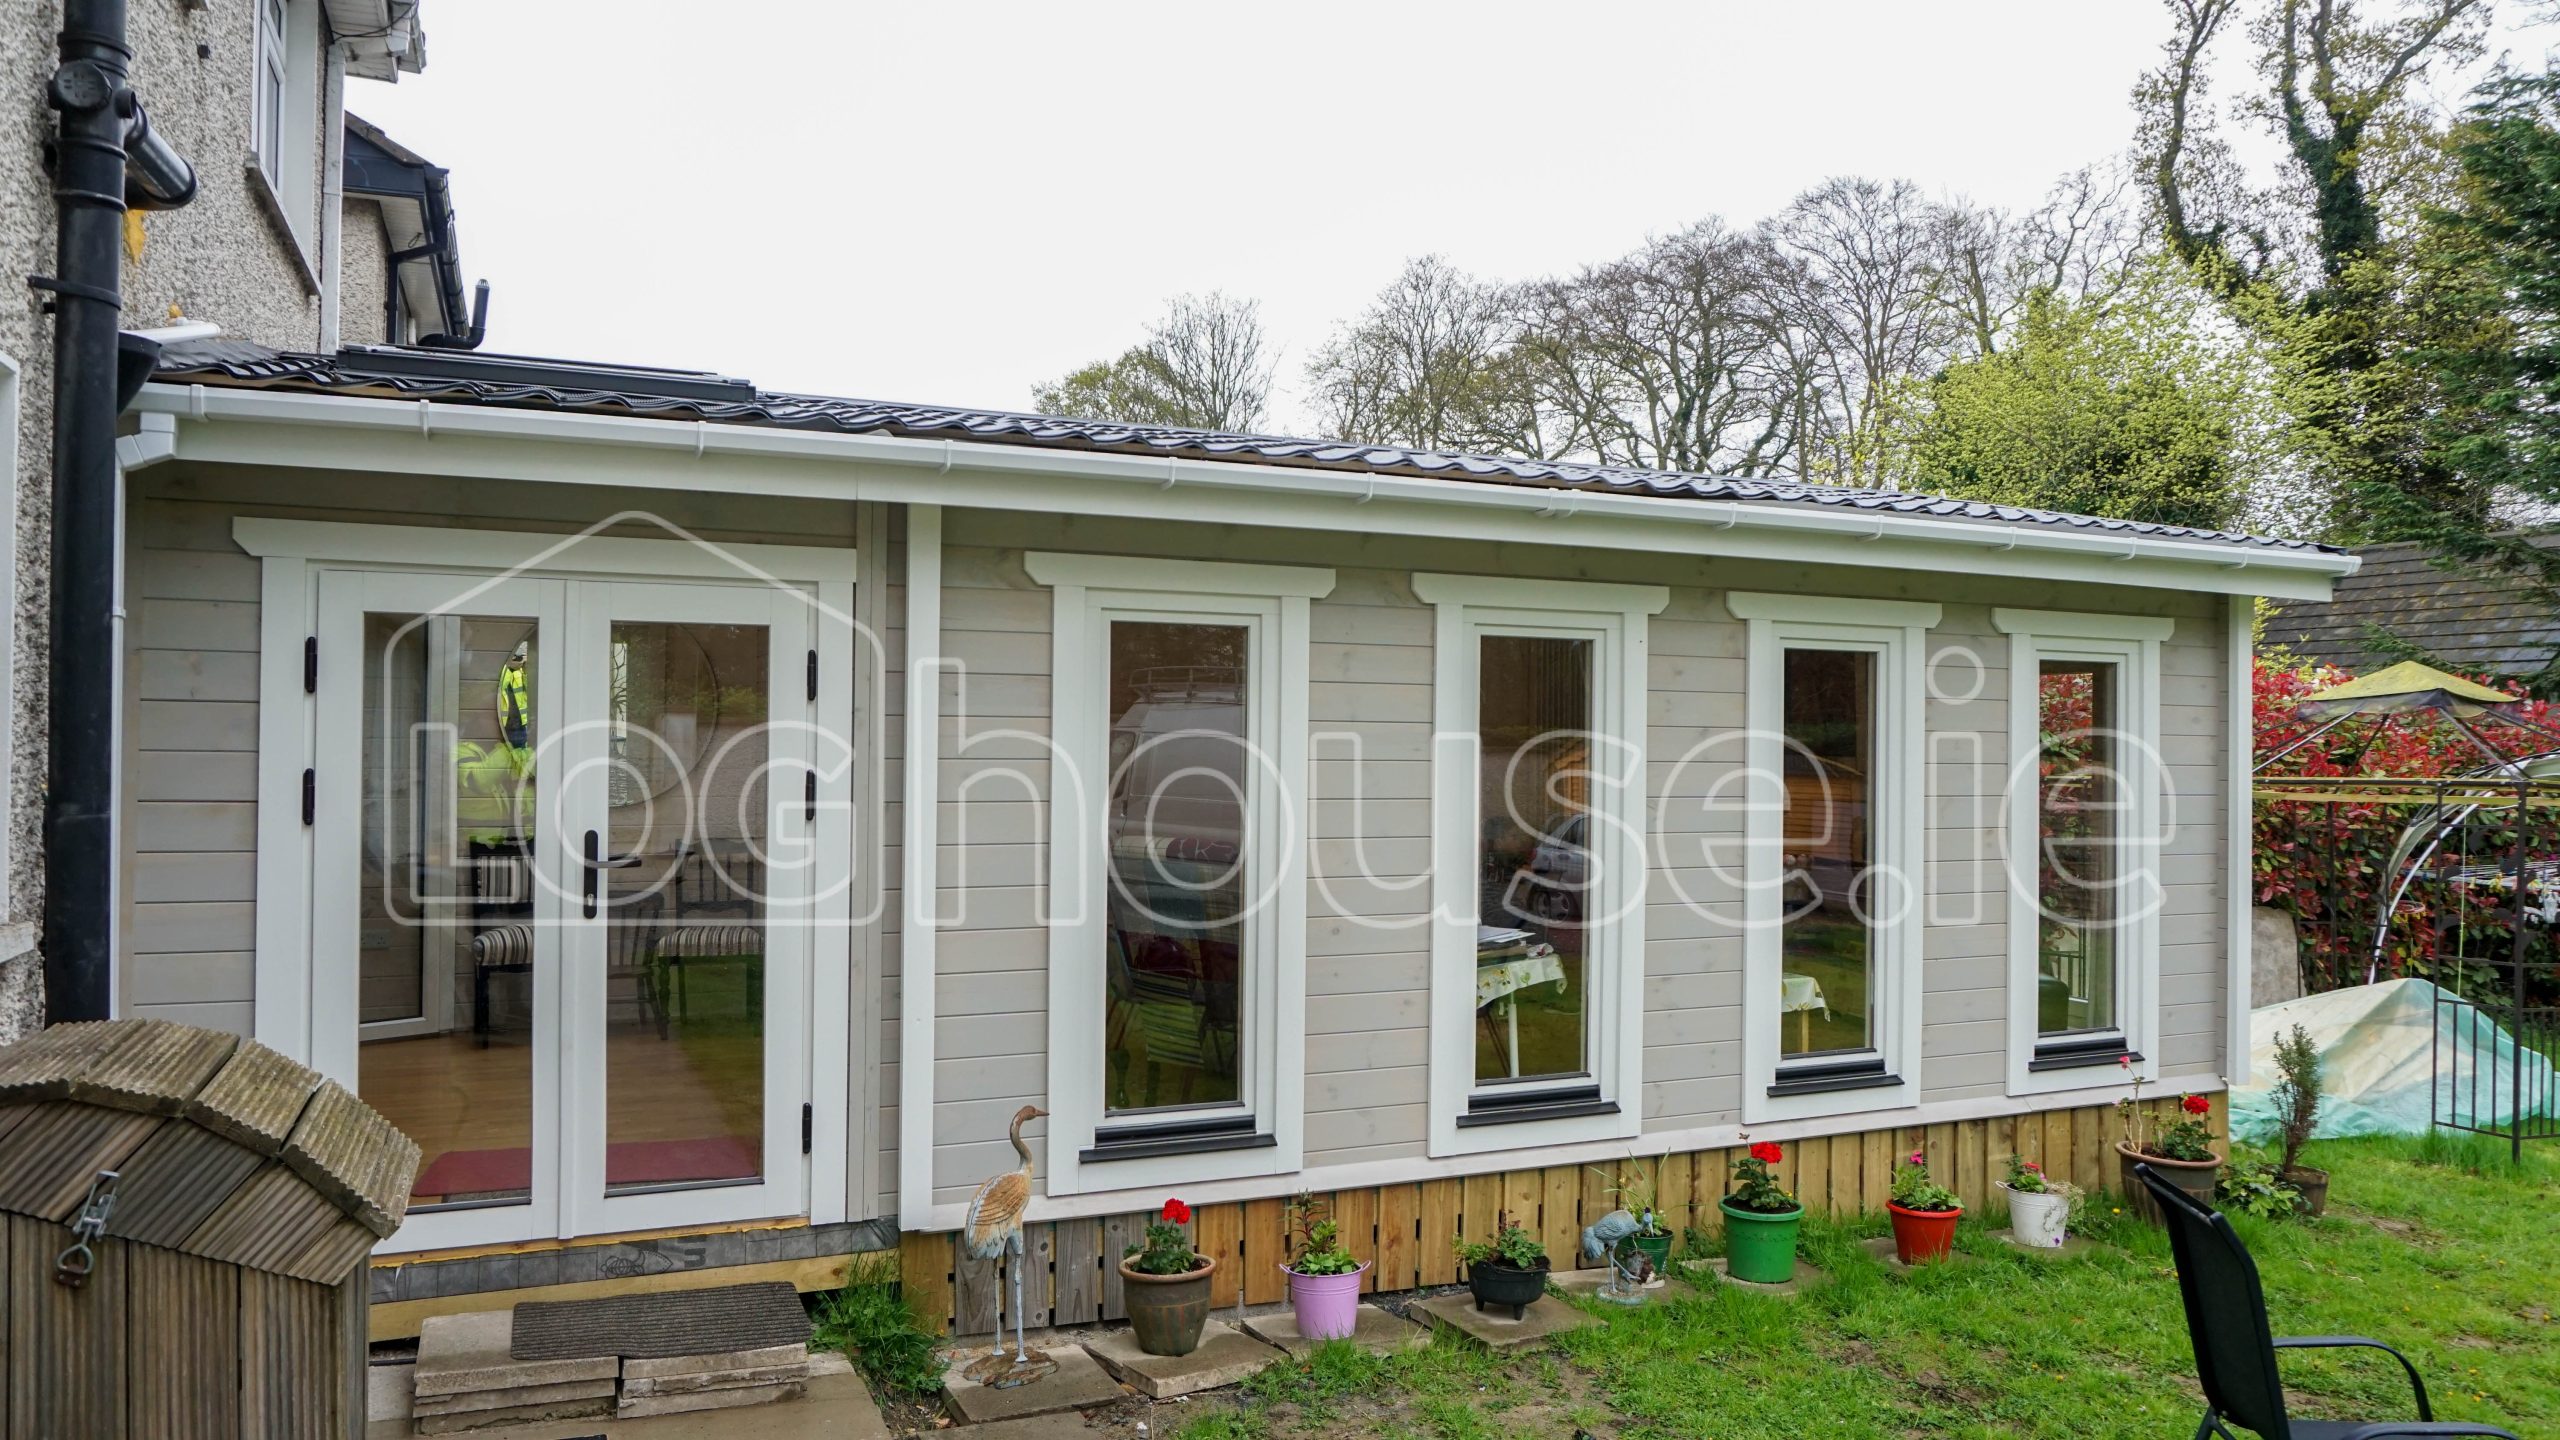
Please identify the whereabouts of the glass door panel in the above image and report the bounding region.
[600,619,771,1192]
[564,582,810,1235]
[315,573,565,1249]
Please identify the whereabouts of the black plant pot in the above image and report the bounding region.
[1466,1257,1550,1319]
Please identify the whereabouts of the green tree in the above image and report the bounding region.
[1890,261,2290,529]
[2382,68,2560,691]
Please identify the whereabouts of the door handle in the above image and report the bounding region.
[582,831,646,918]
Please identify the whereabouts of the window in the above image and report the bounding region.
[1993,609,2170,1094]
[1416,574,1667,1157]
[1027,552,1333,1195]
[255,0,288,179]
[1728,592,1939,1123]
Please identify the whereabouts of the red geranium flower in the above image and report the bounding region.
[1748,1141,1783,1164]
[1162,1198,1191,1224]
[2182,1094,2211,1116]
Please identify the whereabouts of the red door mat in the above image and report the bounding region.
[411,1136,759,1198]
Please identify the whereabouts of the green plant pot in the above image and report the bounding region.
[1718,1198,1802,1284]
[1630,1232,1674,1277]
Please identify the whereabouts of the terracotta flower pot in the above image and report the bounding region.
[2117,1141,2222,1223]
[2282,1165,2330,1218]
[1118,1255,1214,1356]
[1464,1257,1549,1319]
[1887,1202,1962,1264]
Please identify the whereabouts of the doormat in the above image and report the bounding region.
[510,1281,809,1361]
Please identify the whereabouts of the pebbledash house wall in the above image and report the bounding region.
[0,0,346,1038]
[902,508,2239,1216]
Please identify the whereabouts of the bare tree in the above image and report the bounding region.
[1033,292,1276,431]
[1304,257,1531,453]
[1764,177,1968,485]
[1510,221,1803,476]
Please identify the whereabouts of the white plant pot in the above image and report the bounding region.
[2003,1183,2069,1248]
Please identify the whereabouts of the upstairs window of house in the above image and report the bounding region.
[256,0,288,178]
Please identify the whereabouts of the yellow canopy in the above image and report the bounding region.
[2296,660,2521,720]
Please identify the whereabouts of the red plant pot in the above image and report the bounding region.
[1887,1202,1962,1264]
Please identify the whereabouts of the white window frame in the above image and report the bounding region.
[1729,591,1938,1124]
[248,0,319,257]
[1993,608,2171,1097]
[1415,574,1667,1157]
[1027,551,1330,1196]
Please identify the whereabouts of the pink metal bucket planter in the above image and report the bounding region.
[1285,1260,1369,1341]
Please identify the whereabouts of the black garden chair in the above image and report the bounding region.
[2134,1163,2520,1440]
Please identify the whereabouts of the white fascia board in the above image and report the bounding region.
[132,384,2359,600]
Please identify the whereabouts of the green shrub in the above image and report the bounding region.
[808,1254,944,1398]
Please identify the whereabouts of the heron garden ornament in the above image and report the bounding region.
[961,1104,1052,1383]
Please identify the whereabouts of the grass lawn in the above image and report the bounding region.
[1167,1135,2556,1440]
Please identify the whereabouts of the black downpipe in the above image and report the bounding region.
[36,0,194,1024]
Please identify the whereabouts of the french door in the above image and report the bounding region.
[313,569,819,1249]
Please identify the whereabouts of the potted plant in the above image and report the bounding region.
[2270,1022,2329,1216]
[1718,1140,1802,1284]
[1452,1211,1549,1319]
[1280,1193,1367,1341]
[2115,1061,2224,1220]
[1117,1198,1214,1357]
[1997,1154,2079,1249]
[1592,1161,1674,1279]
[1886,1149,1963,1263]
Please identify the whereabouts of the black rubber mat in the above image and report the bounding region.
[509,1280,809,1361]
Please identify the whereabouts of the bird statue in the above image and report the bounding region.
[1581,1207,1652,1302]
[963,1105,1046,1367]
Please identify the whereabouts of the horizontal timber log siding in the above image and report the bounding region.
[897,1095,2222,1333]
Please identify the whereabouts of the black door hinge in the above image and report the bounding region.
[804,769,817,823]
[800,1103,813,1155]
[806,649,818,702]
[303,636,318,693]
[300,768,315,825]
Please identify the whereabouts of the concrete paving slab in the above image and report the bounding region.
[414,1393,612,1435]
[413,1376,616,1416]
[1080,1318,1284,1398]
[1856,1236,1985,1274]
[622,1361,809,1398]
[1684,1257,1830,1296]
[616,1379,805,1419]
[625,1342,809,1379]
[1239,1303,1430,1359]
[926,1416,1112,1440]
[414,1311,617,1397]
[1411,1292,1595,1353]
[365,1362,414,1425]
[941,1340,1123,1424]
[1548,1267,1703,1304]
[373,1367,884,1439]
[1991,1228,2108,1259]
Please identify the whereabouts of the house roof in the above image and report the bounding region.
[146,340,2341,558]
[2265,534,2560,677]
[341,116,471,344]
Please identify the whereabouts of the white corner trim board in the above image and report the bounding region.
[897,506,945,1229]
[2224,595,2255,1086]
[138,385,2358,600]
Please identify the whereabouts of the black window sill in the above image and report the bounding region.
[1768,1057,1902,1099]
[1456,1084,1620,1129]
[2029,1040,2143,1073]
[1081,1115,1273,1165]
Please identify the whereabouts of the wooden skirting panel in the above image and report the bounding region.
[899,1097,2226,1335]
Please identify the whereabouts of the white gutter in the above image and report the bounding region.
[130,383,2360,594]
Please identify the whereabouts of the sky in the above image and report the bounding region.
[352,2,2551,431]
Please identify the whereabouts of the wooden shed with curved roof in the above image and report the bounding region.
[0,1018,417,1440]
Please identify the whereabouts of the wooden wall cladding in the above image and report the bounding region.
[901,1097,2224,1334]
